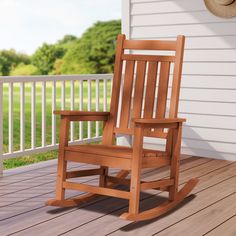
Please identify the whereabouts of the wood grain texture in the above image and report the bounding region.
[131,60,147,125]
[205,215,236,236]
[119,60,135,128]
[85,162,235,236]
[0,157,217,231]
[143,61,158,119]
[49,34,190,221]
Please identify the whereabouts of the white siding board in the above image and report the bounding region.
[160,88,236,103]
[184,50,236,62]
[181,76,236,89]
[182,127,236,143]
[179,101,236,116]
[182,62,236,75]
[181,114,236,130]
[122,0,236,160]
[132,12,236,26]
[179,88,236,103]
[184,36,236,49]
[182,139,236,154]
[131,1,206,15]
[131,22,236,38]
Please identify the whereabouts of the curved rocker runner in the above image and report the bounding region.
[46,34,199,221]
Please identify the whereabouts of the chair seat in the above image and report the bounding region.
[65,144,168,159]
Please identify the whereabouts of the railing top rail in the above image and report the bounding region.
[0,74,113,83]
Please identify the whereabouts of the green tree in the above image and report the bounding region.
[57,35,77,46]
[61,20,121,74]
[0,49,30,75]
[10,63,39,76]
[32,43,65,75]
[50,59,64,75]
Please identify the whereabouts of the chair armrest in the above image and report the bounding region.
[133,118,186,129]
[54,110,110,116]
[54,110,110,121]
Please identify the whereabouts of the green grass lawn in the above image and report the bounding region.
[3,80,111,169]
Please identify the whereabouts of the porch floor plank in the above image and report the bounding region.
[205,215,236,236]
[0,156,235,236]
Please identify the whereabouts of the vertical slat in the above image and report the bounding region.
[156,62,171,119]
[96,79,100,137]
[87,80,92,139]
[0,81,3,175]
[42,81,46,147]
[144,61,158,118]
[119,60,135,128]
[70,80,74,142]
[8,82,13,153]
[169,35,185,118]
[61,80,65,110]
[153,62,171,136]
[79,80,83,140]
[103,78,107,112]
[102,34,125,144]
[117,76,124,128]
[31,82,36,149]
[52,81,56,145]
[132,61,147,123]
[20,82,25,151]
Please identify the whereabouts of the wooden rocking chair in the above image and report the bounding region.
[46,34,199,221]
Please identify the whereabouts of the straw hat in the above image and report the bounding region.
[204,0,236,18]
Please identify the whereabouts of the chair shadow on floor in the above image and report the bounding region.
[46,186,196,230]
[119,194,196,232]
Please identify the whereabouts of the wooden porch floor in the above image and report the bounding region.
[0,156,235,236]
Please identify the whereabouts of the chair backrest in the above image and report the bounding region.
[103,34,185,143]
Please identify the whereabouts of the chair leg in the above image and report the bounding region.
[128,126,143,216]
[55,117,69,201]
[128,167,141,215]
[55,153,67,201]
[169,124,182,201]
[99,166,108,187]
[121,125,199,222]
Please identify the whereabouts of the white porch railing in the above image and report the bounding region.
[0,74,113,174]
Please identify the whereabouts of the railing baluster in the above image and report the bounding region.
[20,82,25,151]
[70,80,74,142]
[110,78,112,109]
[31,82,36,149]
[95,79,100,137]
[0,75,112,161]
[8,83,13,153]
[61,80,65,110]
[79,80,83,140]
[52,81,56,145]
[87,79,92,139]
[42,81,46,147]
[103,78,107,111]
[0,81,3,175]
[110,77,113,96]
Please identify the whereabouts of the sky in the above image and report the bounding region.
[0,0,121,55]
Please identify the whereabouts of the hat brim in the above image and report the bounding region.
[204,0,236,18]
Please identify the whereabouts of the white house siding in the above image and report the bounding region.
[121,0,236,161]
